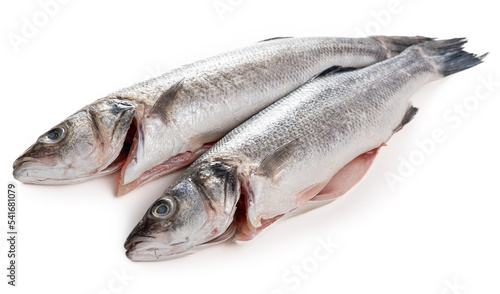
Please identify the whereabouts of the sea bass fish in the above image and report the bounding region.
[12,36,431,193]
[124,39,484,261]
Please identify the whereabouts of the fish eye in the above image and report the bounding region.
[41,127,66,143]
[48,131,60,140]
[151,198,176,219]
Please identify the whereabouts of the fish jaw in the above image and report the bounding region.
[12,158,123,184]
[12,156,72,184]
[124,235,193,261]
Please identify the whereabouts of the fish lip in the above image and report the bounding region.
[124,236,191,262]
[12,157,43,169]
[125,239,158,261]
[12,157,51,183]
[124,240,144,251]
[125,245,191,262]
[124,236,155,251]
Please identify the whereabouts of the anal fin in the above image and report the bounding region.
[394,106,418,133]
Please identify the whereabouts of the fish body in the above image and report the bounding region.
[116,36,432,194]
[12,36,431,192]
[125,39,484,261]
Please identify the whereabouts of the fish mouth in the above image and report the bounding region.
[124,236,154,251]
[124,236,191,262]
[13,157,43,169]
[126,246,191,262]
[12,157,53,183]
[124,240,145,253]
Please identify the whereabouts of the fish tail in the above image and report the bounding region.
[417,38,487,76]
[370,35,435,57]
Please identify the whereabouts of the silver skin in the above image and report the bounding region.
[13,99,135,184]
[11,36,433,190]
[125,39,483,261]
[117,36,433,193]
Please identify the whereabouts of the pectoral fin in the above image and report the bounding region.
[148,79,184,122]
[257,138,299,181]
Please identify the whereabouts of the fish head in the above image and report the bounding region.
[125,161,239,261]
[13,98,136,184]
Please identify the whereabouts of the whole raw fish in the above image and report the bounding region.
[124,39,484,261]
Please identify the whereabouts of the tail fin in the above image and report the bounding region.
[417,38,487,76]
[370,35,434,57]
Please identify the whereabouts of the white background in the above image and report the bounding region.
[1,0,499,293]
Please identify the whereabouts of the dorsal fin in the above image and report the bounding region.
[394,105,418,132]
[259,37,293,42]
[257,138,299,181]
[317,65,358,77]
[148,79,184,121]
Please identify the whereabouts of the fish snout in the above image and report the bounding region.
[12,150,63,182]
[12,164,27,181]
[124,235,154,251]
[12,156,46,182]
[13,156,43,169]
[124,236,162,261]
